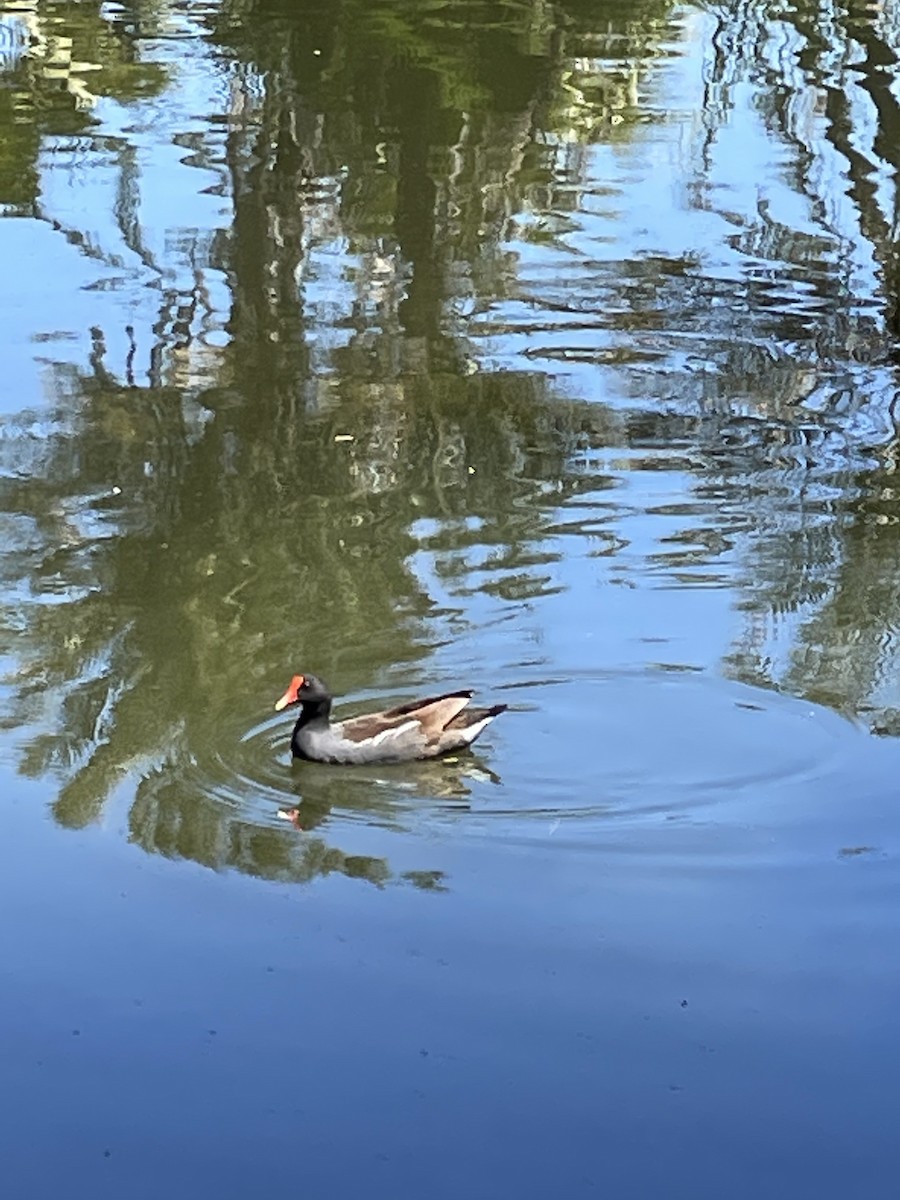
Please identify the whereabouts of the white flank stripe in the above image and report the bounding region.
[370,720,418,746]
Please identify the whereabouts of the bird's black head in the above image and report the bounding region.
[274,673,331,711]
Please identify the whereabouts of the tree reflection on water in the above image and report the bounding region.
[3,0,900,880]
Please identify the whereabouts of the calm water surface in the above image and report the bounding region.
[1,1,898,1196]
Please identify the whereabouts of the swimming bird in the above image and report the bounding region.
[274,673,506,764]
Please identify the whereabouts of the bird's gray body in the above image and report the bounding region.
[292,708,499,764]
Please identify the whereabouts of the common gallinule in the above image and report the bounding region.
[275,674,506,764]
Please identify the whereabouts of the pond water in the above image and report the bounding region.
[1,1,898,1196]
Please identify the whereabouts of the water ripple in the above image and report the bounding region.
[193,670,861,854]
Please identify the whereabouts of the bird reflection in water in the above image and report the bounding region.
[276,753,502,832]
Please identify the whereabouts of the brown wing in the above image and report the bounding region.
[336,690,474,745]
